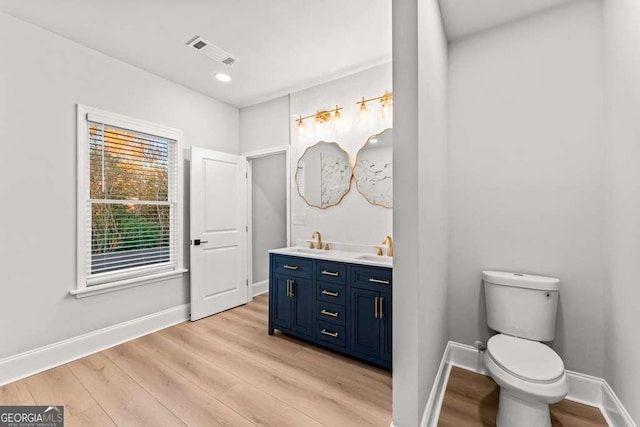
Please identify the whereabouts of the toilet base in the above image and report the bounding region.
[496,388,551,427]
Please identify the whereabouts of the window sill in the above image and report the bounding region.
[70,268,188,299]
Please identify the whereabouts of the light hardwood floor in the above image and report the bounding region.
[438,366,608,427]
[0,294,392,426]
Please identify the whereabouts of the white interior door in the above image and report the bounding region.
[190,146,248,321]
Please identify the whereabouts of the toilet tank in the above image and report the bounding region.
[483,271,560,342]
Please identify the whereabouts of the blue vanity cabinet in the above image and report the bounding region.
[350,288,381,357]
[349,266,392,366]
[269,253,392,369]
[271,275,292,329]
[380,292,392,363]
[268,255,314,339]
[290,276,314,337]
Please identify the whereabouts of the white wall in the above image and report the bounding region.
[0,12,239,359]
[392,0,449,425]
[240,95,290,154]
[418,0,450,421]
[290,64,393,246]
[447,0,606,377]
[603,0,640,422]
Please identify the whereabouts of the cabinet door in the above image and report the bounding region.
[380,293,392,362]
[271,275,292,329]
[290,277,314,337]
[350,288,381,358]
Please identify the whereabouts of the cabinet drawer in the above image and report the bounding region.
[272,255,313,278]
[352,266,392,290]
[316,282,346,305]
[315,300,346,325]
[315,260,346,285]
[316,321,346,348]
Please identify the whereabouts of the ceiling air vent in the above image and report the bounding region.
[187,36,238,66]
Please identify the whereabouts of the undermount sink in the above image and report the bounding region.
[354,254,393,265]
[288,247,327,255]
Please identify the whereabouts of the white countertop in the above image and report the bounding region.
[269,243,393,268]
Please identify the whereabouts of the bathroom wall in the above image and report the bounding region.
[240,95,290,154]
[447,0,606,377]
[0,12,239,359]
[392,0,449,425]
[603,0,640,421]
[289,64,392,247]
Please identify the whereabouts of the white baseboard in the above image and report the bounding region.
[252,280,268,297]
[422,341,637,427]
[602,381,638,427]
[421,343,452,427]
[0,304,190,387]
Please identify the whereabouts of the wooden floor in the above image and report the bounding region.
[438,366,608,427]
[0,294,392,426]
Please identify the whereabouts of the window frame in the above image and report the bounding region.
[73,104,185,298]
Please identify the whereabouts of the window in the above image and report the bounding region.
[76,105,184,294]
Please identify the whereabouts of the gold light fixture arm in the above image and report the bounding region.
[296,106,344,126]
[356,91,393,107]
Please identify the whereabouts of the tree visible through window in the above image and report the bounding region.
[86,121,176,279]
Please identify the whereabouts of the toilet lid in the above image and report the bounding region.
[487,334,564,383]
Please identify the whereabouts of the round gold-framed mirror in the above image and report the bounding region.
[353,128,393,208]
[295,141,352,209]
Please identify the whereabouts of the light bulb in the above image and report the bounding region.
[381,101,393,122]
[380,92,393,122]
[333,106,344,132]
[296,117,306,137]
[314,111,330,135]
[358,101,369,124]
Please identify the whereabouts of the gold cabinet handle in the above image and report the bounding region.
[320,309,339,318]
[283,264,298,270]
[379,297,384,319]
[320,329,339,338]
[369,278,390,285]
[321,270,339,277]
[374,296,379,319]
[321,289,339,297]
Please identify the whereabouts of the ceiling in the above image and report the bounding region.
[439,0,579,41]
[0,0,579,108]
[0,0,392,108]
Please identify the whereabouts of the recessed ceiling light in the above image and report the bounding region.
[369,138,379,144]
[214,73,232,82]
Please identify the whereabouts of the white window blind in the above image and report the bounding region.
[82,116,179,287]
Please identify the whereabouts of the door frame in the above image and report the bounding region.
[242,145,291,300]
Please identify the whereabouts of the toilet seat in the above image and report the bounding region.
[487,334,564,383]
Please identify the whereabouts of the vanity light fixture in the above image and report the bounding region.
[295,105,344,137]
[214,73,232,82]
[356,91,393,122]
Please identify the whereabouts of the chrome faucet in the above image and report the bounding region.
[312,231,322,250]
[382,235,393,257]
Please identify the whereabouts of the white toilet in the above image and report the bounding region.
[482,271,568,427]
